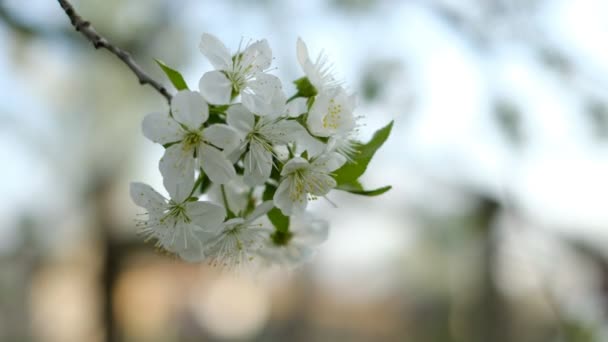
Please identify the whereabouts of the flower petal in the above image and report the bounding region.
[171,90,208,129]
[273,177,307,216]
[168,223,210,262]
[242,74,285,116]
[142,112,184,145]
[130,182,166,211]
[199,143,236,184]
[296,130,326,157]
[296,37,310,70]
[241,39,272,74]
[226,103,255,133]
[306,92,330,137]
[304,172,335,196]
[203,124,240,151]
[243,142,273,186]
[245,201,274,223]
[281,157,309,176]
[199,33,232,70]
[312,152,346,172]
[285,97,308,117]
[261,120,305,145]
[159,144,195,202]
[185,201,226,233]
[199,70,232,105]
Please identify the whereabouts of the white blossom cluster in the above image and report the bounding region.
[131,34,390,269]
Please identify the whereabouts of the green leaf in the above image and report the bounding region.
[155,59,189,90]
[334,120,394,185]
[336,183,392,196]
[263,185,290,232]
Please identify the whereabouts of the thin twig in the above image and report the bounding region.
[57,0,172,103]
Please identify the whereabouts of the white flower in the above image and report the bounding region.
[273,152,346,216]
[142,90,239,185]
[226,104,307,185]
[199,33,286,116]
[203,201,274,269]
[307,87,357,137]
[130,179,226,262]
[258,213,329,267]
[296,37,340,92]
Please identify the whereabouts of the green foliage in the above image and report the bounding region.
[333,121,393,196]
[263,185,290,232]
[155,59,189,91]
[336,182,392,196]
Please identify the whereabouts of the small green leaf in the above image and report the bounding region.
[263,185,290,232]
[336,183,392,196]
[155,59,189,90]
[334,121,393,185]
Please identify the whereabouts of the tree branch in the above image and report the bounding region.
[57,0,172,104]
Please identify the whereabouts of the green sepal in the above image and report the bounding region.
[333,121,394,186]
[162,141,180,149]
[155,59,189,91]
[293,77,317,98]
[271,230,293,246]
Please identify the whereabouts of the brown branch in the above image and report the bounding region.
[57,0,172,104]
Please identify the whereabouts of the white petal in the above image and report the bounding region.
[312,152,346,172]
[159,144,195,202]
[199,33,232,70]
[296,37,310,70]
[273,177,307,216]
[129,182,166,211]
[243,142,273,186]
[226,103,255,133]
[261,120,305,145]
[281,157,309,176]
[199,70,232,105]
[170,223,210,262]
[203,124,240,151]
[245,201,274,222]
[142,112,184,144]
[306,92,331,137]
[295,130,326,157]
[171,90,208,129]
[199,143,236,184]
[285,97,308,117]
[242,74,286,116]
[241,39,272,74]
[185,201,226,233]
[304,172,335,196]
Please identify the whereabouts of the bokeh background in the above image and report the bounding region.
[2,0,608,341]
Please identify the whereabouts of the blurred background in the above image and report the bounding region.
[1,0,608,341]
